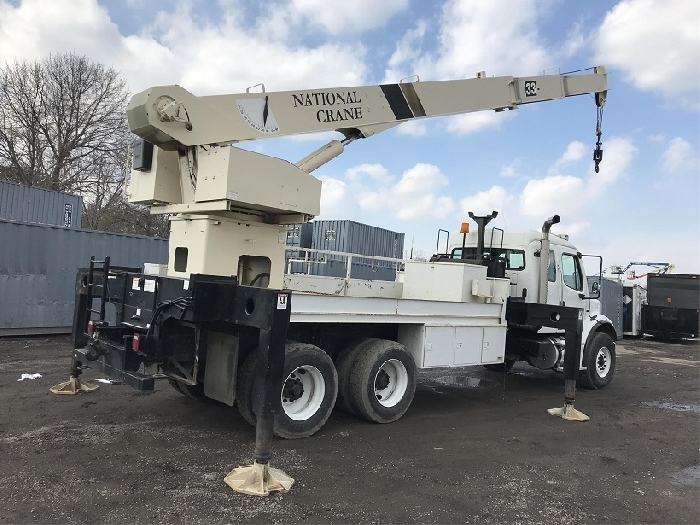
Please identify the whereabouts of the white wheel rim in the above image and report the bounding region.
[596,346,612,378]
[281,366,325,420]
[374,359,408,408]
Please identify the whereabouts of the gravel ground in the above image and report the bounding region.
[0,335,698,524]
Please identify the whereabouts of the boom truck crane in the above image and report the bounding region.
[51,66,611,496]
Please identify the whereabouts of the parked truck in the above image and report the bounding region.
[51,66,611,494]
[642,274,700,339]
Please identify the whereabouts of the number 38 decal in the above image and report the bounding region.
[524,81,537,97]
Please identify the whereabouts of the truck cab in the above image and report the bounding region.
[441,215,616,389]
[447,229,595,313]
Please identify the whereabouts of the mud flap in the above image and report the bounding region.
[203,332,239,406]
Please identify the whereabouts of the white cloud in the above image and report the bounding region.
[648,134,666,143]
[589,137,636,190]
[397,120,428,137]
[500,158,521,178]
[595,0,700,104]
[393,163,448,195]
[350,162,456,221]
[386,0,554,82]
[460,186,514,217]
[386,21,427,76]
[346,163,393,184]
[662,137,698,173]
[0,0,369,95]
[520,136,636,218]
[552,221,591,238]
[287,0,409,35]
[384,0,565,135]
[446,111,515,135]
[318,176,359,219]
[520,175,587,218]
[549,141,585,174]
[395,195,455,220]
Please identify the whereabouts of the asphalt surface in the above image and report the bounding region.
[0,335,698,524]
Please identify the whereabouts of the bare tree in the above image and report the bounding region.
[0,53,168,237]
[0,53,129,191]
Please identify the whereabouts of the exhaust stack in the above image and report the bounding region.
[538,215,560,303]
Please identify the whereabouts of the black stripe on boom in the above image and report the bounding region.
[381,84,413,120]
[400,83,426,117]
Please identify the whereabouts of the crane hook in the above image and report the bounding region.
[593,106,604,173]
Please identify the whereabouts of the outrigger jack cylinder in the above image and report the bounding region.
[548,311,589,422]
[225,320,294,496]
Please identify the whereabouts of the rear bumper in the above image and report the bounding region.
[74,346,156,391]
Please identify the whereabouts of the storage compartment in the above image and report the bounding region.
[401,261,488,302]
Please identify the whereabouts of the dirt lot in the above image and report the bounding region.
[0,336,698,524]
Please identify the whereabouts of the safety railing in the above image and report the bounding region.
[285,247,404,281]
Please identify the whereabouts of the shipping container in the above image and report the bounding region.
[0,219,167,335]
[310,220,404,260]
[0,180,83,228]
[285,220,405,281]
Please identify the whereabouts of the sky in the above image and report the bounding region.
[1,0,698,276]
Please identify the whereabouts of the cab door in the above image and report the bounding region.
[559,250,586,308]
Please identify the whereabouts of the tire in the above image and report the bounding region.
[334,338,373,415]
[236,351,258,427]
[578,332,616,390]
[483,358,516,373]
[348,339,416,424]
[236,342,338,439]
[275,342,337,439]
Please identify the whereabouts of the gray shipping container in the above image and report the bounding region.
[290,220,405,281]
[0,180,83,228]
[285,223,313,274]
[588,276,623,339]
[0,219,168,335]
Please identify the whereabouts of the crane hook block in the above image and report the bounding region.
[593,143,603,173]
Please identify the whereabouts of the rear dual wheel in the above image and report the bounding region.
[236,342,338,439]
[344,339,417,424]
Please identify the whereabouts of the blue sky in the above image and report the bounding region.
[1,0,698,274]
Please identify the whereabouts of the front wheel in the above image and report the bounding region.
[348,339,416,423]
[578,332,616,390]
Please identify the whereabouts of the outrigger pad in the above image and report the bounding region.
[49,377,99,395]
[547,404,590,422]
[224,461,294,496]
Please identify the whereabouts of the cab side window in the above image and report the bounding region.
[561,253,583,291]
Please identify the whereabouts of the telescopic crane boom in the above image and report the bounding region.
[128,67,607,148]
[126,66,607,287]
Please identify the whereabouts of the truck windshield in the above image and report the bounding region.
[450,248,526,270]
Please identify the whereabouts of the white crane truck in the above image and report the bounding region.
[52,66,613,495]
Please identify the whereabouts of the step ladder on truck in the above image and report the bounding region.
[51,66,614,495]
